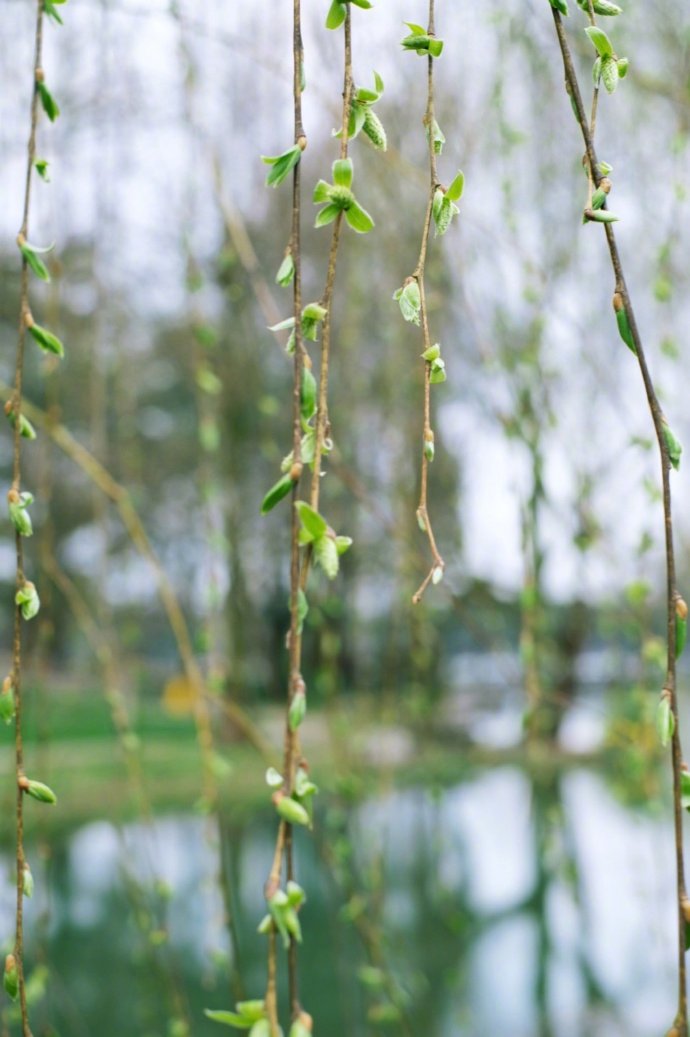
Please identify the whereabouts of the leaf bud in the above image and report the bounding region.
[3,954,18,1001]
[19,775,57,804]
[272,790,310,827]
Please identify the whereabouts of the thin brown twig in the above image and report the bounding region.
[263,0,306,1028]
[263,4,358,1028]
[549,9,687,1030]
[309,11,353,513]
[0,383,272,762]
[11,4,44,1032]
[411,0,445,605]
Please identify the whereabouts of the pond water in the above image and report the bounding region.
[0,715,680,1037]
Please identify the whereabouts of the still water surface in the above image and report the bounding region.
[0,735,678,1037]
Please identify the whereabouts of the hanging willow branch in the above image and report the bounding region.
[3,1,64,1031]
[396,2,463,604]
[202,2,381,1035]
[546,3,687,1031]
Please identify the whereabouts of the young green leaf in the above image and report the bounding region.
[612,293,636,354]
[362,108,387,151]
[295,501,327,540]
[4,403,37,440]
[37,81,60,121]
[662,421,682,471]
[394,279,421,325]
[301,366,317,421]
[344,200,374,233]
[204,1009,252,1029]
[261,472,295,514]
[548,0,568,13]
[44,0,67,24]
[289,687,306,731]
[422,343,441,361]
[676,599,687,659]
[275,251,295,287]
[600,54,619,93]
[34,158,50,181]
[681,769,690,811]
[262,144,302,188]
[429,358,447,384]
[584,208,619,223]
[0,682,15,725]
[577,0,621,14]
[333,157,353,188]
[657,691,675,748]
[314,534,339,578]
[446,170,465,203]
[8,490,34,538]
[16,580,40,620]
[585,25,614,58]
[22,777,57,804]
[18,238,53,282]
[4,955,18,1002]
[273,791,310,827]
[424,118,445,156]
[22,864,34,898]
[325,0,346,29]
[27,321,64,357]
[315,203,341,228]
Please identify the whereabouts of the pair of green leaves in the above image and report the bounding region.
[547,0,622,14]
[4,403,37,441]
[433,171,464,236]
[264,882,307,950]
[261,366,322,516]
[401,21,444,58]
[205,1000,267,1031]
[326,0,372,30]
[394,279,421,325]
[313,158,374,233]
[296,501,352,579]
[268,302,328,355]
[16,580,40,621]
[262,143,303,188]
[8,491,34,538]
[577,0,622,16]
[422,342,447,384]
[586,27,628,94]
[337,73,388,152]
[18,237,53,283]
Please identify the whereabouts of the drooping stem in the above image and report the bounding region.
[549,9,687,1029]
[12,4,44,1035]
[412,0,445,605]
[309,9,353,513]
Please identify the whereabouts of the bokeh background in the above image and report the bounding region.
[1,1,690,1034]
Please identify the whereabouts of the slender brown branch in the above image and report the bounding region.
[411,0,445,605]
[0,384,272,764]
[11,4,44,1033]
[549,9,687,1030]
[309,10,353,513]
